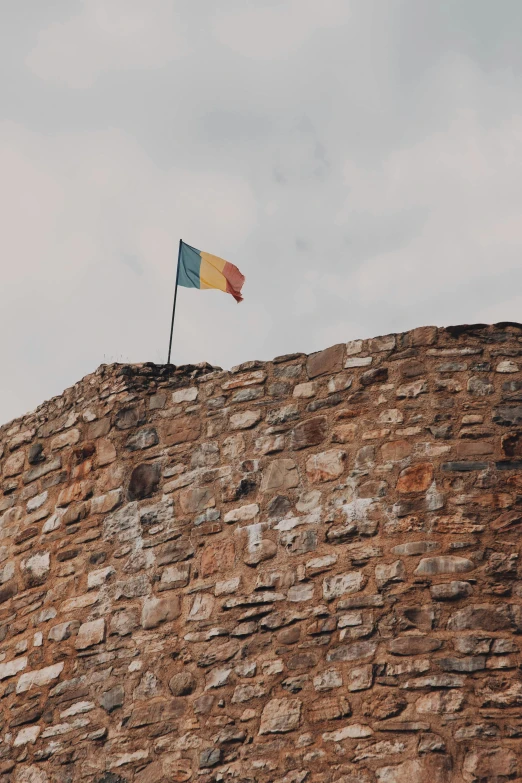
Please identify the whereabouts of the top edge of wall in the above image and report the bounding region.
[3,321,522,438]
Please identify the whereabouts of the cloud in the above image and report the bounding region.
[26,0,189,87]
[0,121,257,421]
[212,0,351,60]
[4,0,522,425]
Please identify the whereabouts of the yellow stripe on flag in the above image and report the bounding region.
[200,252,227,273]
[200,257,227,292]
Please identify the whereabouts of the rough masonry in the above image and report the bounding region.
[1,323,522,783]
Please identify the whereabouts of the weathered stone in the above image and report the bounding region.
[447,604,512,631]
[172,386,199,402]
[396,463,433,493]
[261,459,300,492]
[307,344,344,378]
[141,595,181,629]
[100,685,124,712]
[128,462,161,500]
[382,440,411,462]
[21,552,50,587]
[463,748,517,782]
[75,618,105,650]
[360,367,388,386]
[169,671,196,696]
[164,415,201,445]
[126,427,159,451]
[16,662,64,693]
[376,756,452,783]
[323,572,365,600]
[415,556,474,575]
[388,637,442,656]
[201,540,235,577]
[430,581,473,600]
[391,541,439,556]
[290,417,327,450]
[375,560,405,588]
[327,641,377,662]
[306,449,346,482]
[179,486,215,514]
[259,698,302,734]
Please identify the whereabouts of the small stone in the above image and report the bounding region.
[128,463,161,500]
[48,621,80,642]
[468,376,494,396]
[201,540,235,577]
[16,662,64,693]
[307,344,344,378]
[0,657,27,681]
[164,415,201,445]
[100,685,124,712]
[188,593,215,621]
[388,637,442,656]
[75,618,105,650]
[261,459,300,492]
[463,748,517,781]
[313,669,342,692]
[360,367,388,386]
[375,560,406,588]
[430,581,473,600]
[306,449,346,482]
[391,541,439,556]
[396,380,428,398]
[345,356,372,368]
[416,690,464,714]
[244,539,277,566]
[21,552,50,588]
[158,563,191,590]
[323,572,365,600]
[126,427,159,451]
[141,595,181,629]
[169,671,196,696]
[396,463,433,493]
[172,386,199,403]
[230,410,261,430]
[415,556,474,576]
[14,726,40,746]
[497,360,519,373]
[28,443,45,465]
[290,417,327,450]
[179,486,215,514]
[382,440,411,462]
[259,698,302,734]
[293,382,316,398]
[347,665,373,691]
[199,748,221,769]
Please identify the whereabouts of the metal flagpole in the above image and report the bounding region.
[167,239,182,364]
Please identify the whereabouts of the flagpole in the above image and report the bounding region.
[167,239,182,365]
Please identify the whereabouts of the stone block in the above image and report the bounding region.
[307,344,344,379]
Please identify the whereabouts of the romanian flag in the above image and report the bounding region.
[178,241,245,303]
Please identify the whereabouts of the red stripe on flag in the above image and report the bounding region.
[223,261,245,303]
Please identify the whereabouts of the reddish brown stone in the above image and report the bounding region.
[290,417,327,450]
[396,463,434,493]
[164,416,201,445]
[200,540,235,577]
[382,440,411,462]
[307,344,344,379]
[455,440,494,458]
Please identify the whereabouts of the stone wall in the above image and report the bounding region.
[1,324,522,783]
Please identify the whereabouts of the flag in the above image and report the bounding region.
[178,241,245,303]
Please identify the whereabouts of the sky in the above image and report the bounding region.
[2,0,522,425]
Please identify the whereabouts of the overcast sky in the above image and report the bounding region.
[2,0,522,425]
